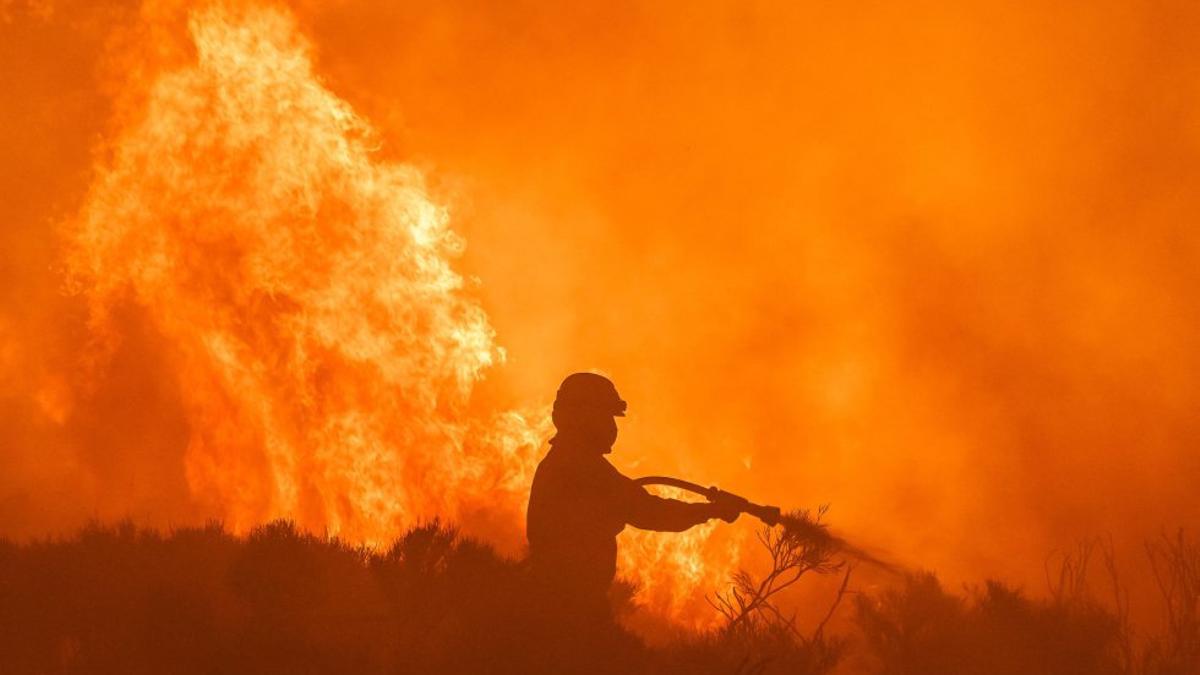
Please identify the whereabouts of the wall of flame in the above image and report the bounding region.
[2,0,1199,626]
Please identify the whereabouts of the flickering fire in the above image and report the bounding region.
[5,0,1200,633]
[56,2,732,622]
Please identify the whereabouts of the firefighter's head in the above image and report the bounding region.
[551,372,626,453]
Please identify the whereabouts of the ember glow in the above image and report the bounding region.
[29,1,733,623]
[3,0,1200,629]
[65,3,519,543]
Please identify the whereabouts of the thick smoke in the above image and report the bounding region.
[2,0,1199,626]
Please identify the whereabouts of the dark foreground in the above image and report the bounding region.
[0,521,1195,675]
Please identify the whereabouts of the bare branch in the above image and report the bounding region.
[811,566,854,644]
[712,508,848,640]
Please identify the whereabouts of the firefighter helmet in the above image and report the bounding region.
[553,372,627,418]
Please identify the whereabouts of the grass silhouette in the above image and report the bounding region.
[1,520,1196,674]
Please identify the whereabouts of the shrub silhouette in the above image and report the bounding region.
[0,520,620,675]
[2,520,1196,675]
[854,573,1127,675]
[1142,530,1200,675]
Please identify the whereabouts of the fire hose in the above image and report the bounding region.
[635,476,901,572]
[633,476,782,526]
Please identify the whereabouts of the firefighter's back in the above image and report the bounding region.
[526,444,628,612]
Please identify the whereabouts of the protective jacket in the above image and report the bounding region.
[526,438,712,615]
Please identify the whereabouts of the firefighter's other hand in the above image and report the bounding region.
[709,499,741,523]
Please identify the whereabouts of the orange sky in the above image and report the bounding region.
[2,0,1199,625]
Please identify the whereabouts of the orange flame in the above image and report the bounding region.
[8,0,1200,636]
[60,1,728,623]
[66,1,525,539]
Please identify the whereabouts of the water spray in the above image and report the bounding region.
[634,476,901,574]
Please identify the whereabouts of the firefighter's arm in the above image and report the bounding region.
[622,483,740,532]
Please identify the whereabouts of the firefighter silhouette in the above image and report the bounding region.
[526,372,741,629]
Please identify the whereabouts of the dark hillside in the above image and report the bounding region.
[0,522,1194,675]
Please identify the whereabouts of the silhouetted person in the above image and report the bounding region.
[525,373,739,668]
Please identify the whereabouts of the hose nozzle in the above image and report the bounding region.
[707,487,782,526]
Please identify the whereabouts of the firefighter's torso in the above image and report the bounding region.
[526,444,629,593]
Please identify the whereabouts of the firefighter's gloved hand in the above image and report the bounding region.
[708,493,743,523]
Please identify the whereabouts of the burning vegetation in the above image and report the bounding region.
[1,520,1198,674]
[3,0,1200,669]
[46,0,738,622]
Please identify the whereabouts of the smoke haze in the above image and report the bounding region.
[2,0,1199,624]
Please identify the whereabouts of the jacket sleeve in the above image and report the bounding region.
[611,470,714,532]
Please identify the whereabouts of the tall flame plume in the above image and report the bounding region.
[66,0,540,543]
[59,1,732,623]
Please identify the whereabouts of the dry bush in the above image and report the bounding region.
[0,519,533,675]
[663,507,851,675]
[855,571,1127,675]
[1141,529,1200,675]
[1041,530,1200,675]
[1046,537,1136,672]
[4,518,1194,675]
[710,508,845,635]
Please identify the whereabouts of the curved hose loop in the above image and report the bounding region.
[633,476,782,526]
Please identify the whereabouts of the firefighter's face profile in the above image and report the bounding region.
[562,411,619,453]
[595,414,618,453]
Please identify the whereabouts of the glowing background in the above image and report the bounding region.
[2,0,1199,625]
